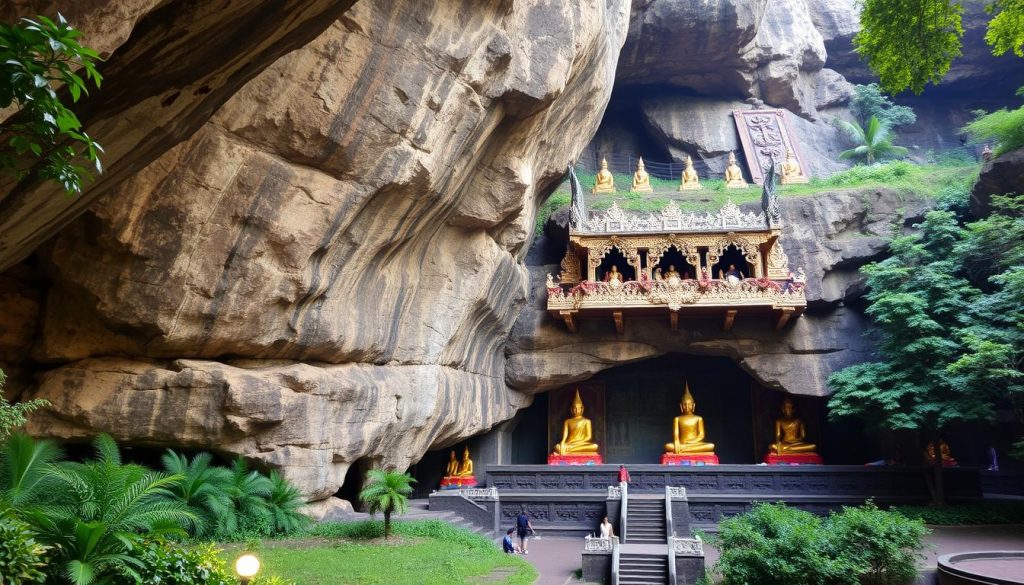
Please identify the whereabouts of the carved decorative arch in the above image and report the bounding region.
[648,234,700,271]
[706,233,761,275]
[587,236,638,268]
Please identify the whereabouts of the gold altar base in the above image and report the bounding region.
[661,453,719,466]
[548,454,603,466]
[780,174,809,185]
[440,476,478,488]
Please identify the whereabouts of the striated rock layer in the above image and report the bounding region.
[23,0,632,499]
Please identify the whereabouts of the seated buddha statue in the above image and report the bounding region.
[456,446,475,477]
[925,440,957,467]
[664,383,715,454]
[679,156,701,191]
[553,390,599,455]
[593,157,616,193]
[632,157,653,192]
[769,399,817,454]
[444,450,459,477]
[780,148,808,184]
[724,151,747,188]
[664,264,681,281]
[604,265,624,284]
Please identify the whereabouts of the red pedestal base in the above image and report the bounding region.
[547,454,603,465]
[661,453,720,466]
[763,453,824,465]
[439,476,477,489]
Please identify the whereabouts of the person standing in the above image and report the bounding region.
[599,516,614,538]
[516,506,534,555]
[618,464,630,485]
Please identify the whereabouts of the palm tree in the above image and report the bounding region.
[266,470,310,534]
[224,457,272,536]
[0,433,62,508]
[25,434,196,585]
[837,115,909,164]
[159,450,233,538]
[358,469,416,539]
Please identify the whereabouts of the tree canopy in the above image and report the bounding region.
[856,0,1024,94]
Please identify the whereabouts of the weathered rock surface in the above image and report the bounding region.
[972,147,1024,218]
[506,188,933,397]
[21,0,632,499]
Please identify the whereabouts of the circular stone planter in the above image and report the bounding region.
[937,551,1024,585]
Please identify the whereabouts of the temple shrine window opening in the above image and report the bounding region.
[710,244,751,280]
[597,246,636,281]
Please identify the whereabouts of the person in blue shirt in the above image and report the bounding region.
[502,528,517,554]
[516,507,534,554]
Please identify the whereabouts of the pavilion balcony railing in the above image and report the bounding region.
[547,276,806,313]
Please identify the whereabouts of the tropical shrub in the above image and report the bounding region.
[0,371,50,440]
[358,469,416,539]
[132,539,235,585]
[225,457,273,538]
[963,106,1024,156]
[160,450,234,538]
[836,116,909,164]
[0,511,49,584]
[0,433,62,508]
[708,503,855,585]
[266,470,311,535]
[23,434,195,585]
[825,502,928,585]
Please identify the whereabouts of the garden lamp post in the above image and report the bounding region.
[235,553,260,584]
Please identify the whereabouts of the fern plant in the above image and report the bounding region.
[159,451,233,538]
[266,470,310,535]
[223,457,272,537]
[358,469,416,539]
[0,433,62,508]
[837,115,909,164]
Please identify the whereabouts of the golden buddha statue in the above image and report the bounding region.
[780,148,808,184]
[664,383,715,454]
[769,399,817,454]
[724,151,747,188]
[678,156,701,191]
[925,440,957,466]
[592,157,616,193]
[445,450,459,477]
[664,264,681,281]
[553,389,599,455]
[604,265,623,283]
[631,157,653,193]
[456,445,474,477]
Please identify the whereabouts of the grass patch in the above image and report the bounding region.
[891,501,1024,526]
[538,161,978,229]
[220,520,536,585]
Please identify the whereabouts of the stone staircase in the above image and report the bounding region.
[406,499,498,539]
[618,551,670,585]
[625,497,665,544]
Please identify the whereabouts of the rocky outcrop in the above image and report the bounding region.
[21,0,631,499]
[972,147,1024,218]
[506,188,933,397]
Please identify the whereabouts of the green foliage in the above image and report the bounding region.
[824,502,927,585]
[893,501,1024,525]
[962,106,1024,157]
[535,191,570,233]
[0,433,62,508]
[0,511,50,584]
[159,450,234,538]
[266,470,311,535]
[708,503,929,585]
[837,116,909,165]
[986,0,1024,57]
[0,370,50,440]
[855,0,964,94]
[851,84,917,128]
[132,539,235,585]
[358,469,416,539]
[708,503,856,585]
[21,434,195,584]
[307,519,495,549]
[0,14,103,194]
[224,457,273,538]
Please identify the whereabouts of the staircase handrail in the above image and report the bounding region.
[619,481,628,542]
[611,533,621,585]
[665,485,677,585]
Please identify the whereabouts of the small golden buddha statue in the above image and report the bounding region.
[456,445,474,477]
[780,148,808,184]
[604,265,623,283]
[679,156,701,191]
[592,157,616,193]
[664,264,681,281]
[664,383,715,454]
[445,450,459,477]
[632,157,653,193]
[724,151,747,188]
[553,389,599,455]
[769,399,817,454]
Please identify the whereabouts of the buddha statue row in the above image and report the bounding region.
[591,149,807,193]
[444,446,475,478]
[552,386,817,459]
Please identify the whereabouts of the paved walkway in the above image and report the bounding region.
[519,525,1024,585]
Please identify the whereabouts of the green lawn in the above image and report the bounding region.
[538,160,978,231]
[221,521,537,585]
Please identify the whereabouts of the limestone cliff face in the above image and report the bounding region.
[20,0,632,499]
[506,189,934,397]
